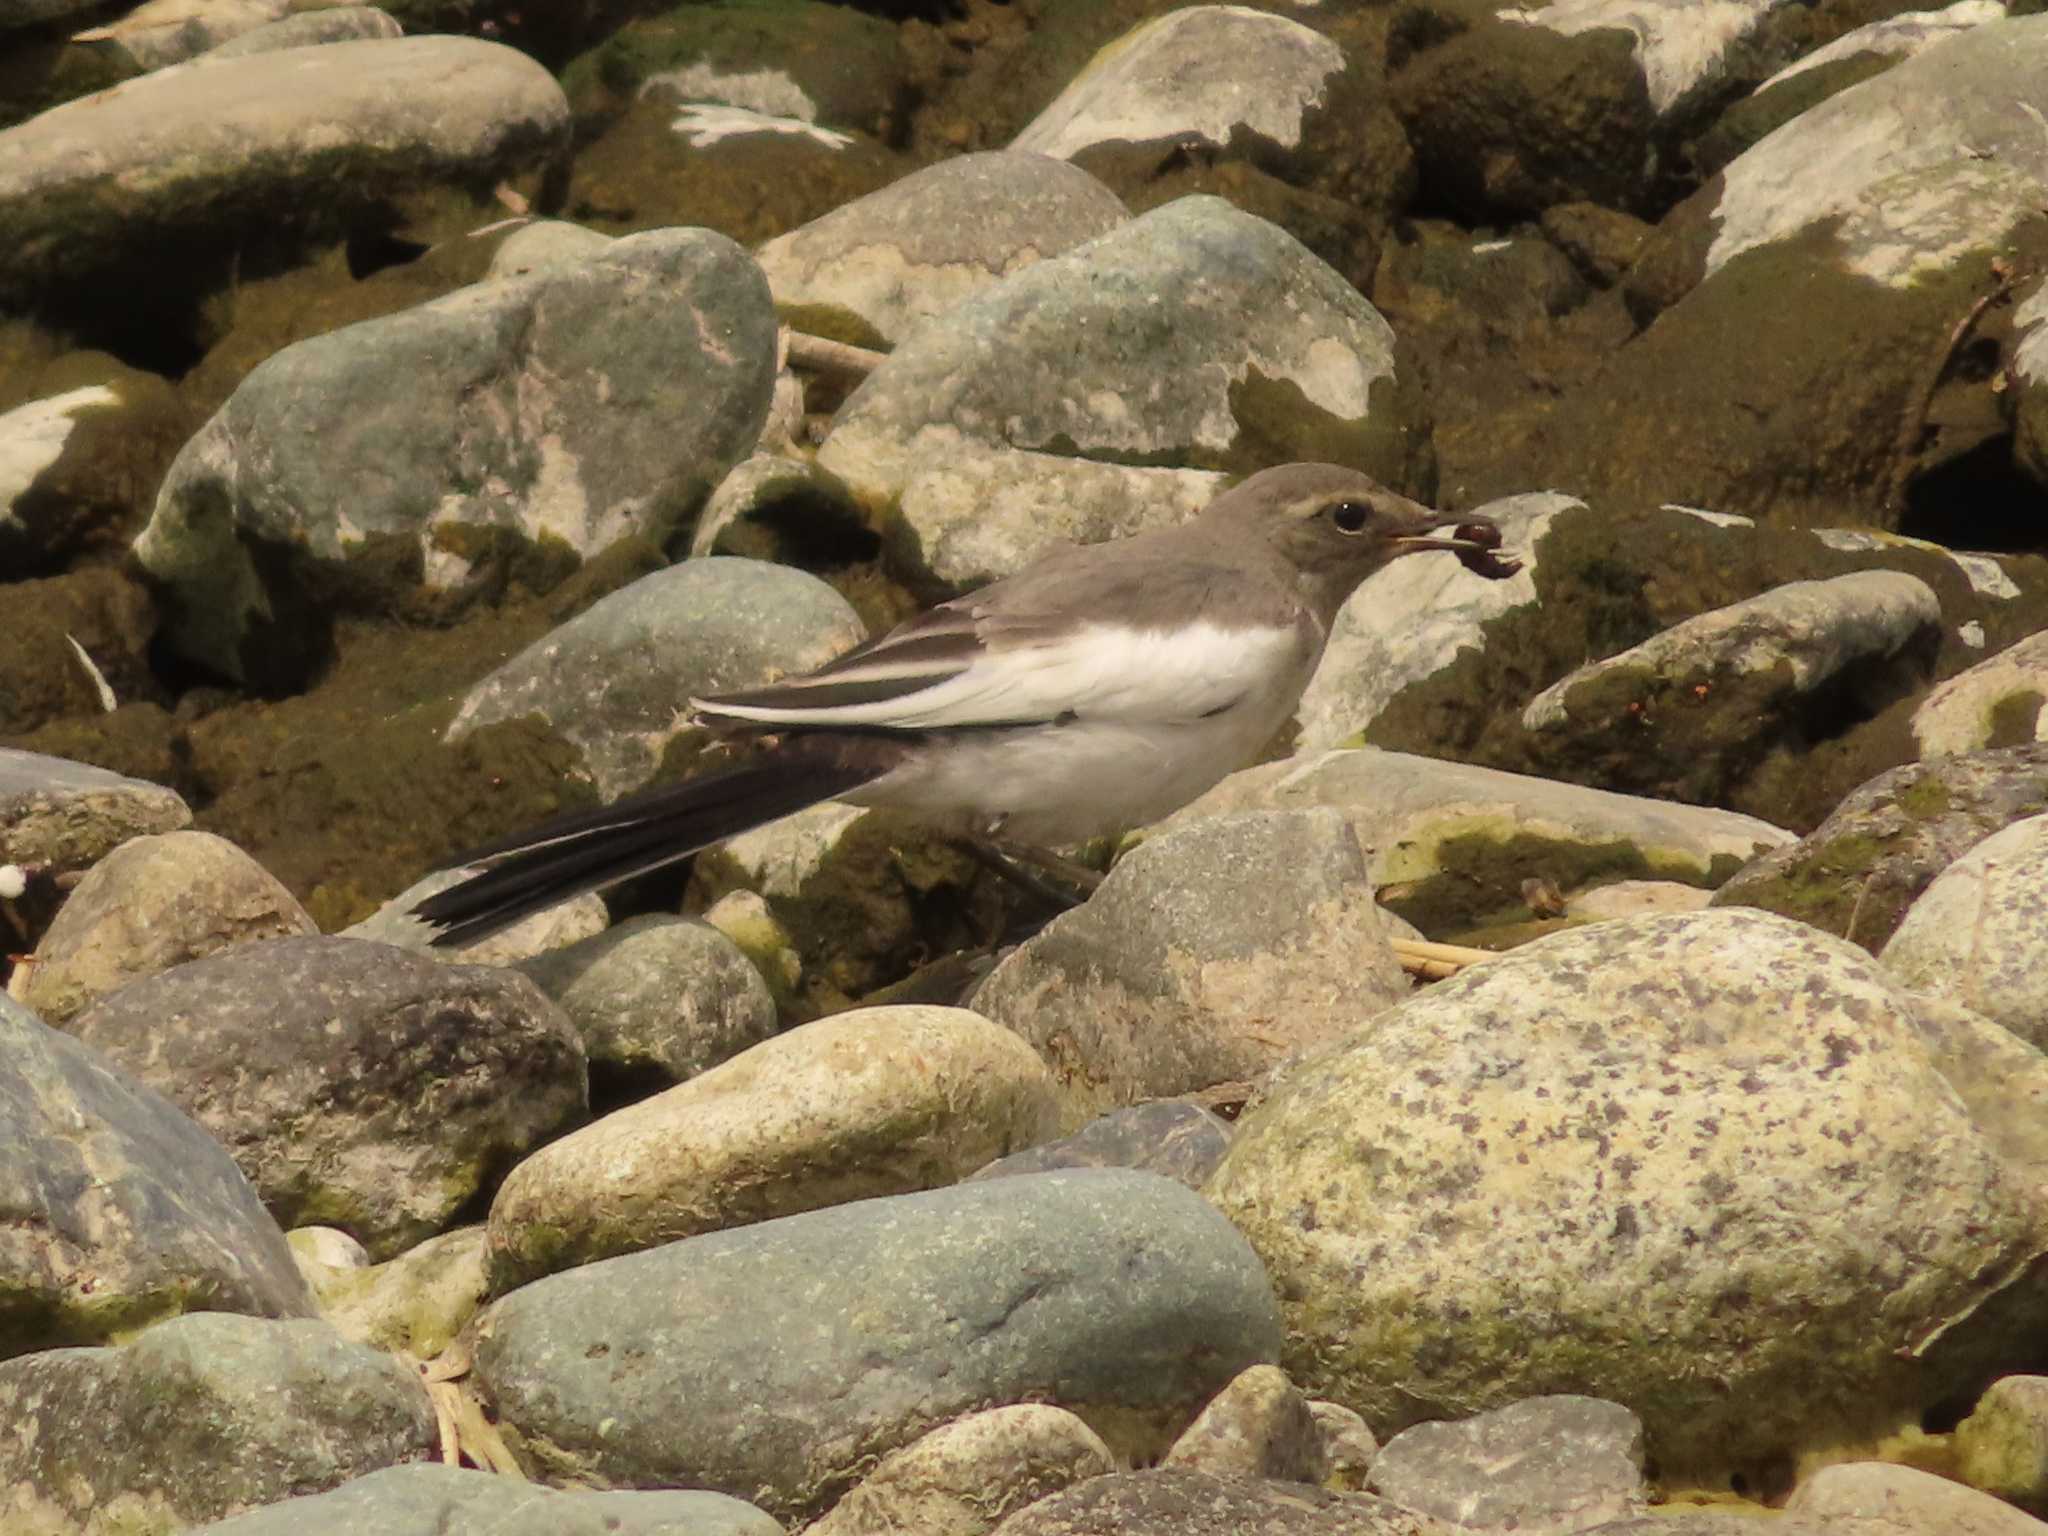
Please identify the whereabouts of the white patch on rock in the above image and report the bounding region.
[1497,0,1782,113]
[1012,5,1345,161]
[1298,493,1569,750]
[641,64,818,122]
[669,104,851,149]
[1813,527,2021,598]
[1911,629,2048,756]
[1960,619,1986,648]
[1708,15,2048,282]
[1661,503,1754,527]
[1761,0,2005,92]
[0,385,117,519]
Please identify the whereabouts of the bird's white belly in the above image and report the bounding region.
[847,691,1301,845]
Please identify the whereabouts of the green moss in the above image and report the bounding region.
[1988,690,2047,750]
[1223,367,1437,498]
[1376,823,1723,932]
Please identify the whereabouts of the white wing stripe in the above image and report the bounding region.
[696,620,1305,729]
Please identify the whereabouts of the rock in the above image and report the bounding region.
[756,151,1128,348]
[1903,994,2048,1183]
[1880,812,2048,1049]
[1204,908,2048,1485]
[0,354,188,572]
[969,1101,1233,1191]
[1013,9,1344,167]
[0,749,189,877]
[1957,1375,2048,1510]
[1159,747,1789,936]
[346,868,608,965]
[1551,14,2048,526]
[561,0,911,146]
[808,1404,1116,1536]
[474,1170,1283,1521]
[817,196,1433,524]
[1786,1460,2048,1534]
[137,228,778,689]
[70,0,305,75]
[1309,1402,1379,1491]
[0,37,570,318]
[207,7,406,59]
[444,558,864,802]
[1915,629,2048,756]
[1518,571,1941,801]
[483,218,614,280]
[485,1004,1059,1291]
[66,934,587,1260]
[0,990,315,1356]
[1712,744,2048,950]
[305,1227,488,1360]
[986,1468,1448,1536]
[689,453,873,565]
[1368,1396,1648,1532]
[191,1461,782,1535]
[1297,491,1560,752]
[1389,4,1664,221]
[289,1227,369,1273]
[0,1312,433,1533]
[512,914,778,1102]
[884,451,1227,603]
[24,829,316,1025]
[1161,1364,1320,1484]
[0,566,156,735]
[1539,202,1653,288]
[975,810,1409,1130]
[1563,879,1711,921]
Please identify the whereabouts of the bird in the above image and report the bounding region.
[413,463,1518,946]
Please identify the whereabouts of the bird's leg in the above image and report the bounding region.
[960,838,1088,911]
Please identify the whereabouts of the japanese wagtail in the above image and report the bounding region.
[415,463,1518,945]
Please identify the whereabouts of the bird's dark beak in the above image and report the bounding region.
[1387,506,1520,579]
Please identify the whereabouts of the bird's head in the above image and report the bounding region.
[1204,463,1519,627]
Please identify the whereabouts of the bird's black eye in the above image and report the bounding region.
[1327,500,1371,534]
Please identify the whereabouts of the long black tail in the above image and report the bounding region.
[414,755,880,947]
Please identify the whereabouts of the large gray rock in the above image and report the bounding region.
[67,935,587,1260]
[1205,908,2048,1484]
[0,749,188,875]
[512,913,778,1097]
[1881,812,2048,1050]
[193,1464,782,1535]
[474,1170,1283,1521]
[485,1004,1059,1290]
[1519,570,1942,799]
[756,151,1128,347]
[817,196,1433,558]
[1711,744,2048,950]
[207,7,406,59]
[24,829,316,1024]
[0,991,315,1356]
[444,558,864,801]
[0,1312,433,1534]
[974,810,1409,1130]
[1368,1397,1648,1533]
[137,228,779,688]
[1159,747,1790,935]
[0,37,569,312]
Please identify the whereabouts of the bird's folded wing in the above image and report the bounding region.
[695,602,1306,730]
